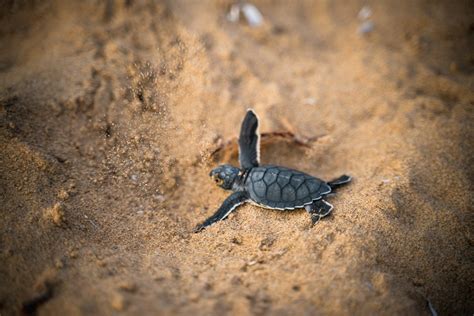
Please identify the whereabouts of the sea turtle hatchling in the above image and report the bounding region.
[194,110,351,232]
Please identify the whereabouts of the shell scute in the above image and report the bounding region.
[263,169,278,185]
[246,166,330,209]
[290,175,305,189]
[252,180,267,198]
[306,180,321,193]
[281,185,296,202]
[296,183,309,200]
[252,170,265,181]
[267,183,281,201]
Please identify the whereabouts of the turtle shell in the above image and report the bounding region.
[245,165,331,210]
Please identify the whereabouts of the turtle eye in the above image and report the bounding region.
[213,176,223,185]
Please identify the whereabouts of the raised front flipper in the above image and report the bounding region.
[238,109,260,169]
[194,191,248,232]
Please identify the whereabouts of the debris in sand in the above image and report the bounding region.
[21,286,54,314]
[48,100,63,116]
[292,285,301,291]
[269,248,288,260]
[358,6,372,20]
[357,5,374,35]
[379,177,401,186]
[55,258,64,269]
[227,2,263,27]
[231,236,243,245]
[43,203,66,226]
[153,267,175,282]
[358,21,374,35]
[227,4,240,22]
[210,130,322,162]
[22,268,57,315]
[57,188,70,200]
[242,3,263,27]
[153,194,166,202]
[428,300,438,316]
[188,291,200,302]
[259,236,276,251]
[303,97,317,106]
[118,280,137,293]
[111,293,126,311]
[231,276,243,286]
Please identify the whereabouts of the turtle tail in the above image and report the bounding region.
[328,175,351,191]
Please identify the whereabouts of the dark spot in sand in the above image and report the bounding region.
[21,284,54,315]
[105,123,112,138]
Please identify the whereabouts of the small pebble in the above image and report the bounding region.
[303,97,317,106]
[358,6,372,20]
[227,4,240,22]
[111,293,125,311]
[231,276,242,285]
[231,236,243,245]
[241,3,263,27]
[44,203,66,226]
[259,236,275,251]
[189,292,200,302]
[57,189,69,200]
[154,194,166,202]
[55,259,64,269]
[227,3,263,27]
[358,21,374,35]
[118,281,137,293]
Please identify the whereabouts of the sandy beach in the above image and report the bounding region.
[1,1,473,315]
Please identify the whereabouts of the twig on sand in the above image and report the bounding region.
[210,129,324,162]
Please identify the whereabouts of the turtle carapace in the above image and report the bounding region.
[194,110,351,232]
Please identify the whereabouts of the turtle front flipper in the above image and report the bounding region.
[194,191,248,232]
[238,109,260,169]
[305,199,333,225]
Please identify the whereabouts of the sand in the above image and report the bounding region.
[0,0,473,315]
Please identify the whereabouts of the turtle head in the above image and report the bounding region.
[210,164,240,190]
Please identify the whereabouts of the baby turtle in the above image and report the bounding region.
[194,110,351,232]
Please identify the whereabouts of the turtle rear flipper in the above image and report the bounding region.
[328,175,351,190]
[238,109,260,169]
[194,191,248,232]
[305,199,333,225]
